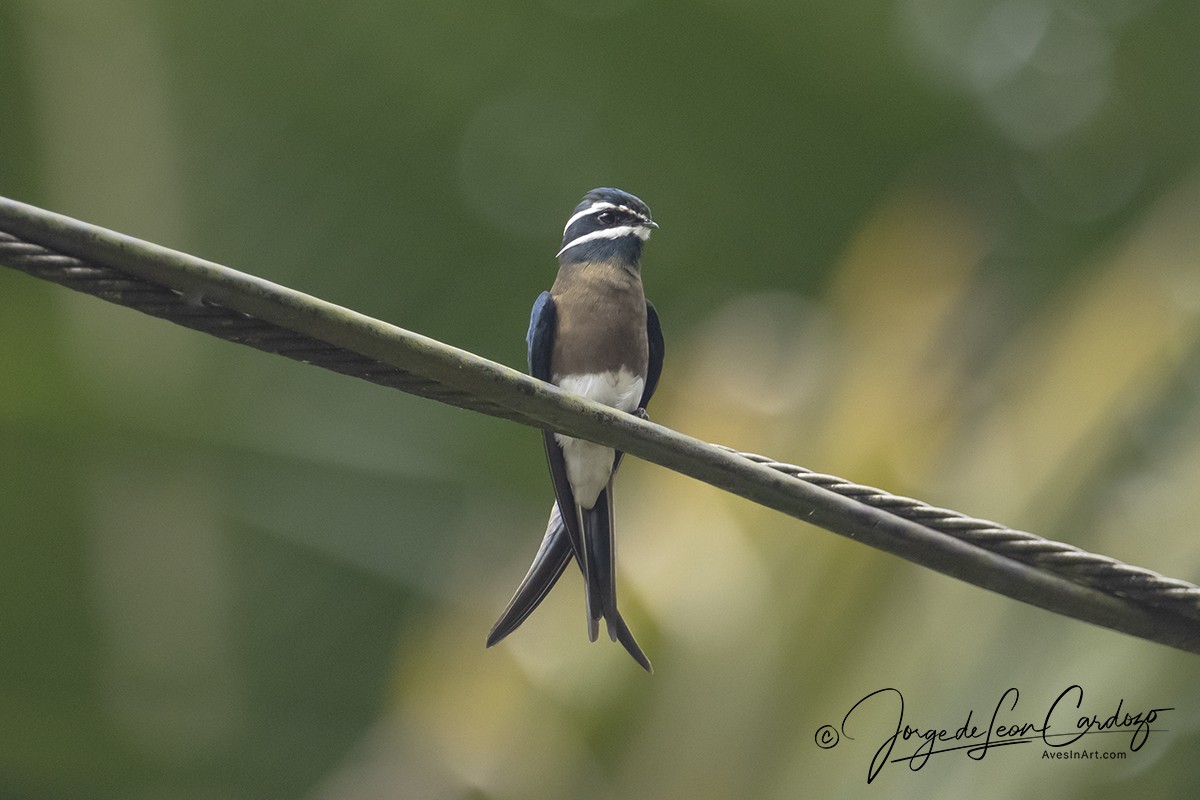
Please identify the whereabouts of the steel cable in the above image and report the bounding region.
[3,195,1199,654]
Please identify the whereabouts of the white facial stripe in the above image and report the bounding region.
[556,224,652,258]
[562,202,618,234]
[561,201,650,235]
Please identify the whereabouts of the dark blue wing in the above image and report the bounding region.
[542,435,595,638]
[490,292,592,645]
[526,291,594,631]
[527,290,555,380]
[641,300,664,410]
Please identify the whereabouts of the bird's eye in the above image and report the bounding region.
[596,212,615,225]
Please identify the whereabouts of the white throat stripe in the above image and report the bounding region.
[556,224,652,258]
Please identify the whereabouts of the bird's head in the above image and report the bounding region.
[557,187,658,266]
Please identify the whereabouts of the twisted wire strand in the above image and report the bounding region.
[0,232,542,429]
[3,200,1199,651]
[718,447,1200,621]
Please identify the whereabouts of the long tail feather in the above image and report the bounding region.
[609,611,653,673]
[486,503,573,647]
[581,499,613,640]
[578,482,651,670]
[578,503,602,642]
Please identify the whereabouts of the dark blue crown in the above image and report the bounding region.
[570,188,653,220]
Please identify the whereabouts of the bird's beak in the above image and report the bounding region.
[645,220,660,230]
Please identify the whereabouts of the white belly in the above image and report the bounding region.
[554,368,644,508]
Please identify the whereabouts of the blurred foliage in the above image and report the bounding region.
[3,0,1200,797]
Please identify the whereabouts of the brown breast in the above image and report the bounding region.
[549,260,649,379]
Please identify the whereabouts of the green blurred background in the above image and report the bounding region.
[3,0,1200,796]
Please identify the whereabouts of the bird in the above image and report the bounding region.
[486,187,664,672]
